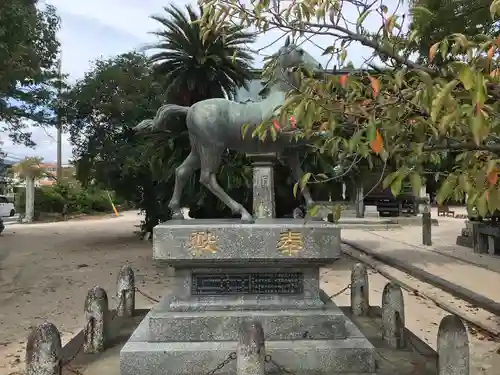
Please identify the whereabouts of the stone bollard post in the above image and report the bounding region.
[26,322,62,375]
[351,263,369,316]
[84,286,110,354]
[237,320,265,375]
[381,282,405,349]
[117,265,135,317]
[437,315,470,375]
[422,204,432,246]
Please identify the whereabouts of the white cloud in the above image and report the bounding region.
[6,0,408,163]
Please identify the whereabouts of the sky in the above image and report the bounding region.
[2,0,408,164]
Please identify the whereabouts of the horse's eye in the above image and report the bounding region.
[297,49,304,56]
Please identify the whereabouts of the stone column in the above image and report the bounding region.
[247,153,276,219]
[355,186,364,218]
[25,176,35,223]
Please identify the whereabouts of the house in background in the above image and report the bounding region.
[10,162,76,188]
[0,156,19,195]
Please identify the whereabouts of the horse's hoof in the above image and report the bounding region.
[171,212,184,220]
[241,214,255,224]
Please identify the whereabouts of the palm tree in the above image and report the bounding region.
[148,4,255,105]
[11,157,46,223]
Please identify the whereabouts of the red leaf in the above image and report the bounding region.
[272,119,281,131]
[370,129,383,154]
[487,167,498,185]
[339,75,347,88]
[488,46,495,61]
[368,76,380,97]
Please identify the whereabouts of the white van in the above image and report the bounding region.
[0,195,16,217]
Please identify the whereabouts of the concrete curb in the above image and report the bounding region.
[342,244,500,337]
[60,308,150,364]
[341,239,500,318]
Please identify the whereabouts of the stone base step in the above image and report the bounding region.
[456,235,473,248]
[120,338,376,375]
[148,307,348,342]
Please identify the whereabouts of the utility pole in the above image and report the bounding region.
[56,54,63,182]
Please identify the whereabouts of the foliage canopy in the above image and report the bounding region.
[197,0,500,217]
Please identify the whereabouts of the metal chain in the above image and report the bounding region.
[328,284,351,299]
[265,354,297,375]
[60,318,94,375]
[203,352,237,375]
[135,287,160,303]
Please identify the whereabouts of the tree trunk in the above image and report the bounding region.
[25,176,35,223]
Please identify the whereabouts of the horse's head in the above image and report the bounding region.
[274,36,323,88]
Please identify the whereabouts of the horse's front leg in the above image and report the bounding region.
[285,152,314,207]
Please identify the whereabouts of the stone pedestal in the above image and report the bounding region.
[120,219,376,375]
[247,153,276,219]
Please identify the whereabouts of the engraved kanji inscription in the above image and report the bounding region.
[188,231,217,255]
[260,174,269,187]
[277,230,304,256]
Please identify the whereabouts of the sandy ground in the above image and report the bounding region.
[0,210,499,374]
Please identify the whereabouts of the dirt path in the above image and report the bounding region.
[1,213,499,374]
[0,212,172,374]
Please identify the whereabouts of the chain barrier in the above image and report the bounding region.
[135,287,160,303]
[265,354,297,375]
[61,290,128,375]
[61,318,93,375]
[203,352,237,375]
[328,284,351,299]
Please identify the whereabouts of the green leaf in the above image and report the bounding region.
[391,175,403,197]
[431,79,459,122]
[440,38,449,59]
[395,69,405,88]
[488,189,500,212]
[332,204,342,223]
[436,175,457,204]
[308,204,320,218]
[409,172,422,197]
[293,182,299,198]
[382,171,398,189]
[416,70,434,92]
[322,46,335,56]
[458,174,472,193]
[471,110,488,145]
[473,73,486,107]
[490,0,500,18]
[476,192,489,217]
[348,128,364,152]
[299,172,312,190]
[356,10,370,27]
[454,64,474,90]
[439,112,457,135]
[241,124,249,139]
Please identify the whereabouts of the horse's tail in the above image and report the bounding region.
[133,104,189,133]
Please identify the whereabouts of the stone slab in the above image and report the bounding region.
[153,219,341,265]
[120,338,376,375]
[164,267,324,311]
[148,308,347,342]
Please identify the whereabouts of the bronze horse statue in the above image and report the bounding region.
[135,37,324,222]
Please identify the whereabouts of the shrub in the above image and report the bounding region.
[16,184,119,216]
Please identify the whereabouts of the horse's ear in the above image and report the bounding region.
[284,36,290,46]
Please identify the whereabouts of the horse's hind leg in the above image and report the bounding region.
[168,150,200,219]
[285,152,314,207]
[199,146,254,223]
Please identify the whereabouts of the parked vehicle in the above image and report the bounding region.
[0,195,16,217]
